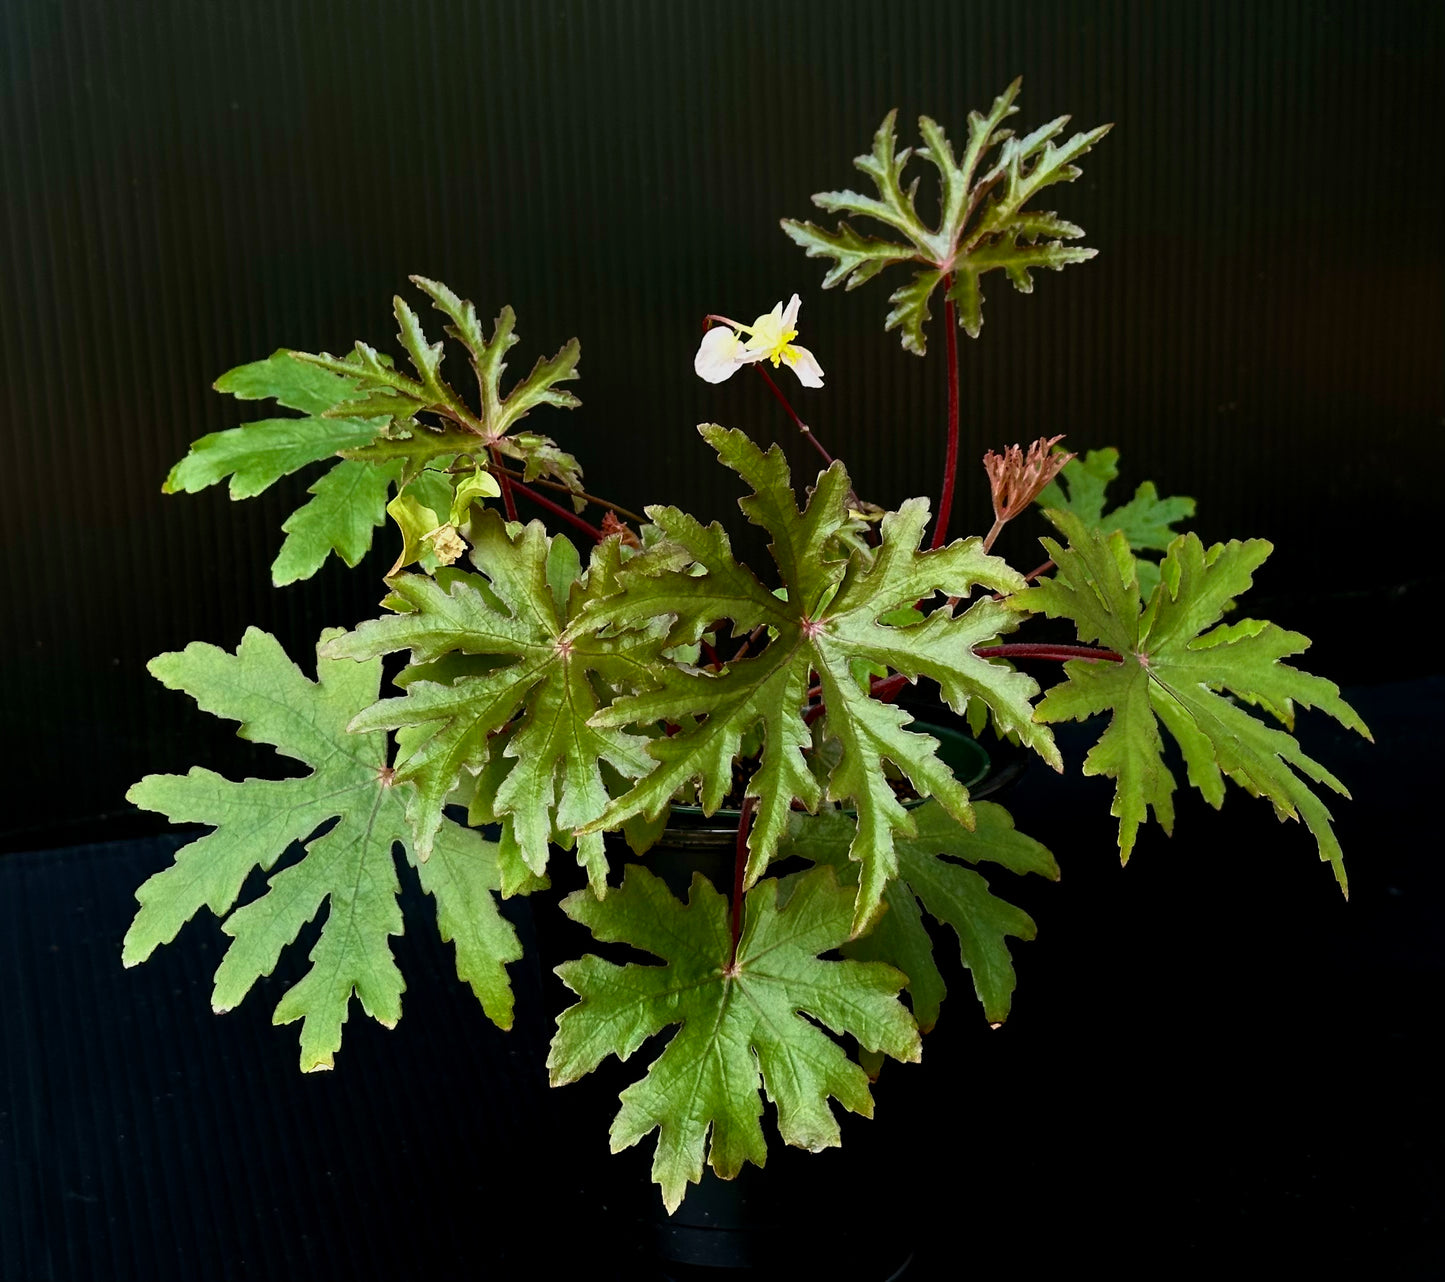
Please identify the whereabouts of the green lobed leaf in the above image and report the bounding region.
[548,864,920,1212]
[213,350,359,415]
[166,351,391,500]
[322,514,663,894]
[1019,510,1371,885]
[125,628,521,1070]
[271,459,401,586]
[294,281,585,503]
[1034,447,1196,562]
[168,348,469,583]
[783,80,1109,352]
[782,801,1056,1030]
[165,416,383,500]
[581,426,1059,935]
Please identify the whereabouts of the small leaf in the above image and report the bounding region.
[450,466,502,527]
[385,492,444,577]
[272,459,400,586]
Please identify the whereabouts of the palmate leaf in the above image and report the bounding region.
[164,348,440,586]
[580,426,1061,935]
[1018,509,1371,886]
[782,80,1110,352]
[125,628,522,1071]
[548,864,920,1212]
[166,286,585,585]
[781,802,1056,1030]
[296,277,584,496]
[165,352,383,499]
[321,514,663,896]
[1034,448,1195,599]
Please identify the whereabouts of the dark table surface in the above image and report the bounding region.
[4,678,1441,1280]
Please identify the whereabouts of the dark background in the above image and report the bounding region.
[2,2,1442,1278]
[1,0,1439,847]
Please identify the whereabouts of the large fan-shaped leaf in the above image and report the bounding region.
[1019,509,1370,886]
[125,628,521,1070]
[549,864,920,1212]
[580,425,1060,933]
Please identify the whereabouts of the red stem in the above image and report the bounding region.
[508,477,605,542]
[495,466,647,526]
[729,795,757,968]
[751,364,834,467]
[489,445,519,523]
[869,673,910,705]
[974,643,1123,663]
[803,642,1122,724]
[930,277,961,550]
[730,623,767,664]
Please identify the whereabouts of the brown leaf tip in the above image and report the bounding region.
[983,435,1073,523]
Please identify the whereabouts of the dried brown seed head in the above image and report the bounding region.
[983,435,1074,523]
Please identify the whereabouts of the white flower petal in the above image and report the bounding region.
[783,345,824,388]
[694,326,746,383]
[750,301,784,334]
[781,293,802,330]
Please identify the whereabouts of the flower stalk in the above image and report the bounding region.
[930,276,962,550]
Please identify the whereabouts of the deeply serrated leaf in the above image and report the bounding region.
[582,426,1058,934]
[549,865,919,1211]
[284,281,584,502]
[784,81,1109,351]
[783,801,1056,1029]
[125,629,521,1070]
[271,459,400,586]
[409,277,582,438]
[1021,510,1370,884]
[323,514,660,890]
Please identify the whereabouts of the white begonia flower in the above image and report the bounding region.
[694,325,749,384]
[693,293,824,388]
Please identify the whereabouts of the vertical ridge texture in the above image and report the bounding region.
[1,0,1441,841]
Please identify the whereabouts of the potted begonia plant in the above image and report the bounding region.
[124,80,1369,1270]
